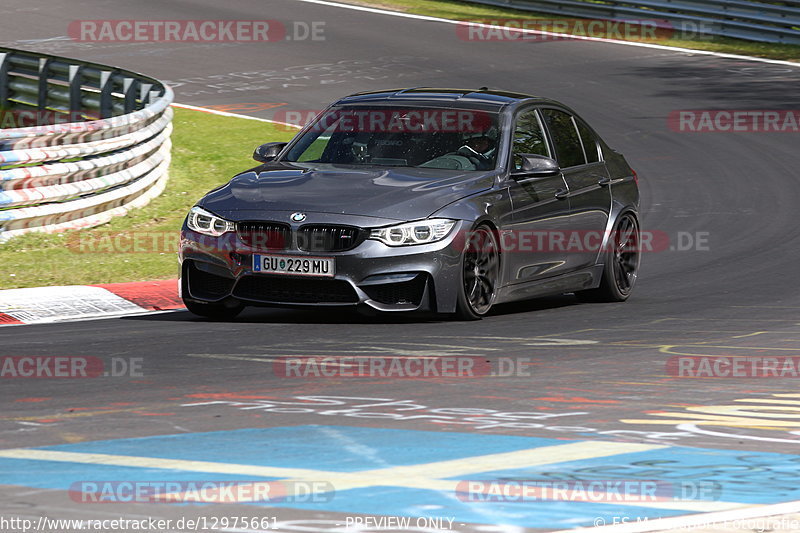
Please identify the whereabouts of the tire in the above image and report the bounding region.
[577,212,640,302]
[183,298,244,320]
[455,224,500,320]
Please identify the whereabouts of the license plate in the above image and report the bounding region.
[253,254,335,277]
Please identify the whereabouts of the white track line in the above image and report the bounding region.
[0,310,176,328]
[559,499,800,532]
[295,0,800,68]
[171,103,302,128]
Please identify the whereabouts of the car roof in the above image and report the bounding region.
[334,87,559,111]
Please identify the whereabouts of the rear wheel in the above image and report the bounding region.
[455,224,500,320]
[577,212,640,302]
[183,299,244,320]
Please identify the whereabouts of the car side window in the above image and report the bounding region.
[512,110,550,169]
[541,108,586,168]
[575,118,601,163]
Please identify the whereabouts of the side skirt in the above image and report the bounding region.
[495,265,604,304]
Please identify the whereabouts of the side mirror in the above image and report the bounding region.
[253,142,288,163]
[511,154,560,179]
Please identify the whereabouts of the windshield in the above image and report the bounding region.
[283,106,501,170]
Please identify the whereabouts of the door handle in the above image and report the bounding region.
[554,189,569,200]
[597,176,624,186]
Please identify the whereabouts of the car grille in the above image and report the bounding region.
[297,225,364,252]
[236,221,291,250]
[233,275,359,304]
[187,262,235,300]
[236,222,365,252]
[361,274,428,306]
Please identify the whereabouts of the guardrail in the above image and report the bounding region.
[0,47,173,242]
[464,0,800,44]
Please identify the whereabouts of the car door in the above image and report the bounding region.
[503,107,572,286]
[540,107,612,273]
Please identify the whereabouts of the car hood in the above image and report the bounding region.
[199,163,497,221]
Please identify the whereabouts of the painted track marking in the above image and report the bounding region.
[560,499,800,532]
[0,440,743,511]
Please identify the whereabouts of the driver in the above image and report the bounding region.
[457,131,496,170]
[419,128,498,170]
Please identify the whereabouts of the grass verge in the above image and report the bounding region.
[341,0,800,62]
[0,108,295,289]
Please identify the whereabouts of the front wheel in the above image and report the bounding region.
[183,299,244,320]
[577,212,640,302]
[455,224,500,320]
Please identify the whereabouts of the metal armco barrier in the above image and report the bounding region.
[0,47,173,242]
[464,0,800,44]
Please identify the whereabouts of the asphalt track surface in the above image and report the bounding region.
[2,1,800,531]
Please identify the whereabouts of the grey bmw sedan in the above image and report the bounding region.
[179,88,640,320]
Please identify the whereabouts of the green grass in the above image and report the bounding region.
[0,108,295,289]
[343,0,800,62]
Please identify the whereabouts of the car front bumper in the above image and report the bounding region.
[178,220,467,313]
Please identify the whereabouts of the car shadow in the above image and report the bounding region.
[121,293,582,325]
[488,293,581,317]
[121,307,448,325]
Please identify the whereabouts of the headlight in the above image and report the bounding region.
[186,206,235,237]
[370,219,456,246]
